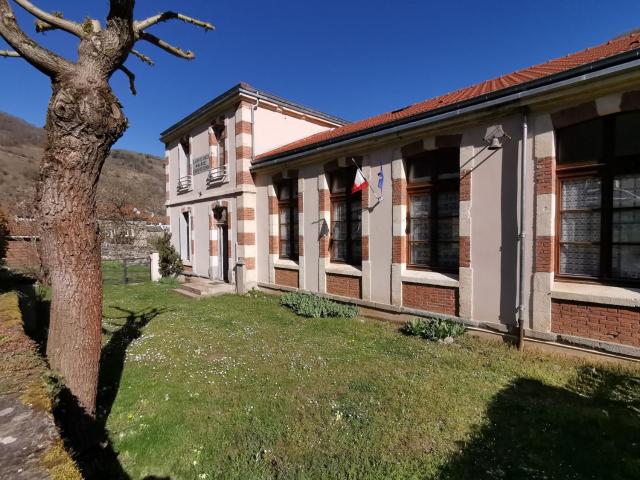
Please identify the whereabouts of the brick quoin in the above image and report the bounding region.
[235,120,252,135]
[460,170,471,202]
[244,257,256,270]
[269,236,278,254]
[298,235,304,257]
[297,192,304,214]
[362,236,369,261]
[392,179,407,206]
[535,236,554,272]
[275,268,299,288]
[237,208,255,220]
[392,236,406,264]
[535,156,555,195]
[319,190,330,211]
[326,273,361,299]
[551,299,640,347]
[235,145,252,160]
[236,171,254,186]
[402,282,458,316]
[268,195,278,215]
[459,236,470,268]
[237,232,255,246]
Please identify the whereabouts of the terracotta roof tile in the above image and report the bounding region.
[255,33,640,163]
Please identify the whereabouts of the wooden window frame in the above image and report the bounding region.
[555,112,640,286]
[330,168,362,266]
[277,179,298,260]
[406,150,460,273]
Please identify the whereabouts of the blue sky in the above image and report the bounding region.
[1,0,639,155]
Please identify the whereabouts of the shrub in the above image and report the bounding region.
[151,232,183,277]
[281,292,358,318]
[401,317,465,342]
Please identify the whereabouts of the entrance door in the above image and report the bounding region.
[217,224,229,282]
[179,211,191,262]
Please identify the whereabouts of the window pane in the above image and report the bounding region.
[408,158,432,182]
[615,112,640,157]
[612,245,640,280]
[410,194,430,218]
[557,118,603,165]
[332,221,346,240]
[333,240,347,260]
[613,174,640,208]
[279,208,290,224]
[561,178,601,210]
[279,223,289,240]
[560,212,600,242]
[411,219,430,242]
[437,191,458,217]
[438,217,459,242]
[612,209,640,243]
[280,239,290,258]
[437,242,459,270]
[411,242,431,265]
[559,244,600,276]
[333,201,346,221]
[436,149,459,178]
[279,183,290,200]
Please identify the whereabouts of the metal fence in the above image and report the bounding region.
[102,257,151,285]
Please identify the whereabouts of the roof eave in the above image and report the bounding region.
[252,49,640,170]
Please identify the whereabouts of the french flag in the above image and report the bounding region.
[352,169,368,193]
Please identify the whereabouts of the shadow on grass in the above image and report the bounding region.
[53,306,167,480]
[438,366,640,479]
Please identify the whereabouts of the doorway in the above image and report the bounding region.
[179,211,191,262]
[217,223,229,282]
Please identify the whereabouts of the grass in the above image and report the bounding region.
[97,282,640,480]
[102,260,150,285]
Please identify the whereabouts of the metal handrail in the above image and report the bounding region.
[206,164,228,187]
[177,175,192,193]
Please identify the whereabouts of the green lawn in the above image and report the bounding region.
[102,260,150,285]
[98,282,640,480]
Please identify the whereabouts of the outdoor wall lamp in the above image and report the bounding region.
[484,124,511,150]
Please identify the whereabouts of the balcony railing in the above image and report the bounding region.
[177,175,192,194]
[206,164,228,187]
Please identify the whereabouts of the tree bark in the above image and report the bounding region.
[40,75,127,415]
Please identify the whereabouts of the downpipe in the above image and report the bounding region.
[517,110,528,351]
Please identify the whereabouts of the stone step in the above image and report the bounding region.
[173,288,202,299]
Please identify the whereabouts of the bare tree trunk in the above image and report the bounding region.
[40,78,127,415]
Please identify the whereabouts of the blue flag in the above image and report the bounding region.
[377,166,384,190]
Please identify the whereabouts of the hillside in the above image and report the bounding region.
[0,111,165,217]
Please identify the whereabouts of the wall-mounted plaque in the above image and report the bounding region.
[192,154,209,175]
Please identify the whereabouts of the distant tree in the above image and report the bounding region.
[0,0,212,415]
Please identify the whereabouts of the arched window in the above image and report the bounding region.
[556,111,640,282]
[277,179,298,259]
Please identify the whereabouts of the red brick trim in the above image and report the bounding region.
[235,120,252,135]
[245,257,256,270]
[237,208,255,220]
[319,235,329,258]
[326,273,361,299]
[236,145,252,160]
[402,282,458,316]
[268,195,278,215]
[552,299,640,347]
[319,189,330,211]
[362,235,369,261]
[237,232,255,246]
[275,268,299,288]
[298,191,304,214]
[209,239,218,254]
[535,236,554,272]
[392,179,407,206]
[535,156,555,195]
[236,171,254,186]
[392,235,406,264]
[269,235,278,254]
[298,235,304,257]
[460,170,471,202]
[459,236,470,268]
[208,129,217,146]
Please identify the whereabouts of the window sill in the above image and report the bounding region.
[552,282,640,308]
[274,259,299,271]
[401,270,459,288]
[326,263,362,277]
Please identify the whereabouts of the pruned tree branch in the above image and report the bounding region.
[0,48,19,56]
[131,48,154,66]
[13,0,84,36]
[0,0,73,76]
[134,11,214,33]
[118,64,136,95]
[139,31,195,60]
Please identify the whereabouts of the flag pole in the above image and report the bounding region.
[351,158,382,203]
